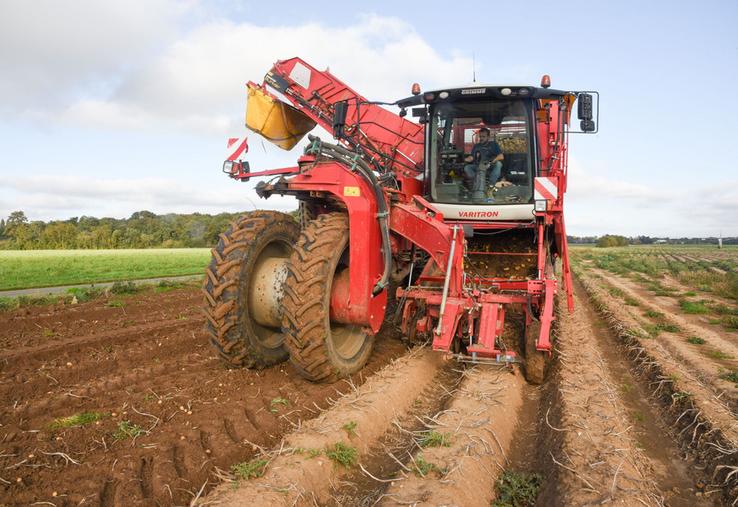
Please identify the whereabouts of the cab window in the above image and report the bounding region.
[429,99,533,205]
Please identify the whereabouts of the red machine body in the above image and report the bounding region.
[227,57,595,369]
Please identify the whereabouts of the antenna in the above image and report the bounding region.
[472,53,476,83]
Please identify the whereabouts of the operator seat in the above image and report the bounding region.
[502,153,529,185]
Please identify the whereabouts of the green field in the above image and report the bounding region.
[570,245,738,334]
[0,249,211,290]
[570,245,738,302]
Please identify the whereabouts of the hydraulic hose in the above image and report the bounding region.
[306,135,392,296]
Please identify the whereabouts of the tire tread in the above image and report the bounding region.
[202,210,298,368]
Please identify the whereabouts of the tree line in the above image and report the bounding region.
[0,210,733,250]
[568,235,737,247]
[0,210,255,250]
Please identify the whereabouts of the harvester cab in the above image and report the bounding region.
[207,58,598,385]
[395,82,596,215]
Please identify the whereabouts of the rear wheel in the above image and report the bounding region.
[203,211,299,368]
[282,213,375,382]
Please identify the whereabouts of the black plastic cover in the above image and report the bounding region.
[577,93,593,120]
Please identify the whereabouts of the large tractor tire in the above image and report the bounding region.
[523,319,548,385]
[203,211,299,368]
[282,213,375,382]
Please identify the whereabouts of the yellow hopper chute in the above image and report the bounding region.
[245,84,317,150]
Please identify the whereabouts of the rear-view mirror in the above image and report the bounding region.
[333,101,348,139]
[412,107,427,124]
[578,93,595,132]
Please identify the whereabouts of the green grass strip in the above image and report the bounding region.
[0,249,210,290]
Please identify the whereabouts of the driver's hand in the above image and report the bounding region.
[464,156,472,162]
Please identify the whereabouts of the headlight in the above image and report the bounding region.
[535,199,547,212]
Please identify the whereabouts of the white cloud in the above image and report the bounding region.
[567,158,672,203]
[0,174,295,220]
[563,158,738,236]
[674,183,738,234]
[19,15,471,134]
[43,99,232,132]
[0,0,190,114]
[2,12,476,221]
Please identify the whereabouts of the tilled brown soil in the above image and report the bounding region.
[379,366,526,507]
[546,284,668,506]
[0,288,407,506]
[4,272,735,506]
[593,267,738,350]
[577,270,738,504]
[202,275,727,506]
[588,267,738,408]
[660,274,737,308]
[206,349,446,505]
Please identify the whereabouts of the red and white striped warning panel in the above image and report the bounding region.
[534,176,558,201]
[226,137,248,161]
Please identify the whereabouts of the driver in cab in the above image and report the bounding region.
[463,127,504,187]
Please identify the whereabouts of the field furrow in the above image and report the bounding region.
[583,268,738,408]
[577,271,738,504]
[199,272,725,505]
[545,286,664,505]
[0,288,408,506]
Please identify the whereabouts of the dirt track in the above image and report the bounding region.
[1,279,735,505]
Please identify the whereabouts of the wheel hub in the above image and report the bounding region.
[249,247,290,329]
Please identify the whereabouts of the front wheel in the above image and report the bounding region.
[282,213,375,382]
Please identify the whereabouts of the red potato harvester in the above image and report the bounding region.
[205,57,598,383]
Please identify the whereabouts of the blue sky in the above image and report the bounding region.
[1,0,736,237]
